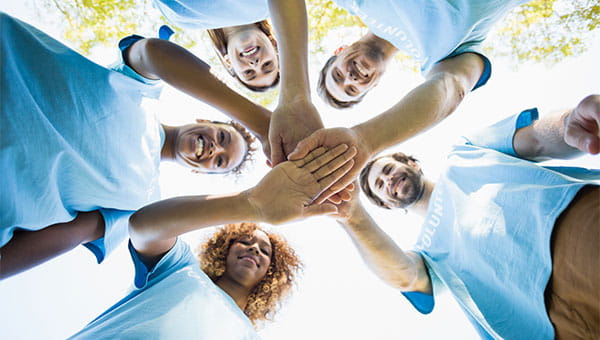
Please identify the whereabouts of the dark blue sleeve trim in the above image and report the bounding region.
[471,53,492,91]
[82,238,105,264]
[402,291,435,314]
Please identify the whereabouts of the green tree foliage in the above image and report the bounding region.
[485,0,600,65]
[38,0,155,54]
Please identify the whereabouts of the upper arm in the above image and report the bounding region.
[405,250,433,294]
[125,38,162,80]
[128,212,176,269]
[427,52,486,96]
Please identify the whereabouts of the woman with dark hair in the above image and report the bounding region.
[152,0,327,168]
[69,143,357,338]
[154,0,280,91]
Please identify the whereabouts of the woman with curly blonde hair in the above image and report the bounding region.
[69,143,358,339]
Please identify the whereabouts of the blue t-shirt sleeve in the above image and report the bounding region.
[128,238,197,289]
[442,41,492,91]
[402,291,435,314]
[107,35,162,98]
[461,108,539,156]
[83,209,133,263]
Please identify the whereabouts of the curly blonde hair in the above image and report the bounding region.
[198,223,301,325]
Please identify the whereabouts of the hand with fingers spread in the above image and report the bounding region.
[564,94,600,155]
[248,144,357,224]
[287,127,372,204]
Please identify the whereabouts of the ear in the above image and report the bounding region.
[334,45,348,56]
[195,118,210,124]
[407,159,420,169]
[223,53,233,69]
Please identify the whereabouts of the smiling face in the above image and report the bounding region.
[366,156,425,209]
[174,122,247,174]
[226,26,279,89]
[223,229,273,288]
[324,42,387,103]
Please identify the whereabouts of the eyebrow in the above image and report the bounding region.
[382,164,392,175]
[332,67,342,83]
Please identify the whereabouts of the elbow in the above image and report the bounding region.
[128,209,152,243]
[431,71,469,120]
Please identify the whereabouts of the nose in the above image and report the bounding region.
[247,243,260,254]
[248,57,260,66]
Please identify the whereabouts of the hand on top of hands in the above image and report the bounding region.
[287,127,372,204]
[248,144,357,225]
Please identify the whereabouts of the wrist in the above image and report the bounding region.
[351,124,376,156]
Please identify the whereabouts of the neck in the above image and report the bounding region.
[160,124,177,161]
[215,276,253,311]
[407,179,435,218]
[363,31,398,62]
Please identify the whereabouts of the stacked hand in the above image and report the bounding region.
[564,94,600,155]
[288,127,372,203]
[248,144,357,225]
[268,98,324,166]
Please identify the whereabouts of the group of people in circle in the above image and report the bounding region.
[1,0,599,339]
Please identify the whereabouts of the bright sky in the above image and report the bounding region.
[1,2,599,340]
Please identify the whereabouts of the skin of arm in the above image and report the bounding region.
[125,38,272,153]
[289,53,484,198]
[267,0,324,165]
[514,94,600,160]
[0,211,104,280]
[332,191,432,293]
[129,144,357,266]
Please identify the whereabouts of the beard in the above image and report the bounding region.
[389,168,425,209]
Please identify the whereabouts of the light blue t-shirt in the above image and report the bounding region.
[403,109,600,339]
[0,13,164,262]
[334,0,528,74]
[69,239,261,340]
[153,0,270,29]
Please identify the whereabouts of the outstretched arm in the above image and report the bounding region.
[125,38,272,152]
[267,0,324,165]
[289,53,484,199]
[129,144,356,266]
[332,192,431,293]
[514,94,600,160]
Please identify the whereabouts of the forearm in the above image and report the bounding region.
[514,110,581,161]
[339,206,430,292]
[127,38,271,141]
[353,72,466,155]
[268,0,310,101]
[129,192,257,250]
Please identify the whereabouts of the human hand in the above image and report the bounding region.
[327,181,363,223]
[248,144,357,224]
[564,94,600,154]
[288,127,372,204]
[268,98,324,166]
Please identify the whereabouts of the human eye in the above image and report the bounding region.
[216,156,223,168]
[383,164,392,175]
[262,60,273,73]
[219,130,225,144]
[260,248,270,256]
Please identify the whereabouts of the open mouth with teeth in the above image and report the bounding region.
[353,60,370,79]
[240,46,259,58]
[195,136,204,159]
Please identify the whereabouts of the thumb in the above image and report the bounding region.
[303,203,339,217]
[288,131,323,160]
[565,124,600,154]
[270,140,287,166]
